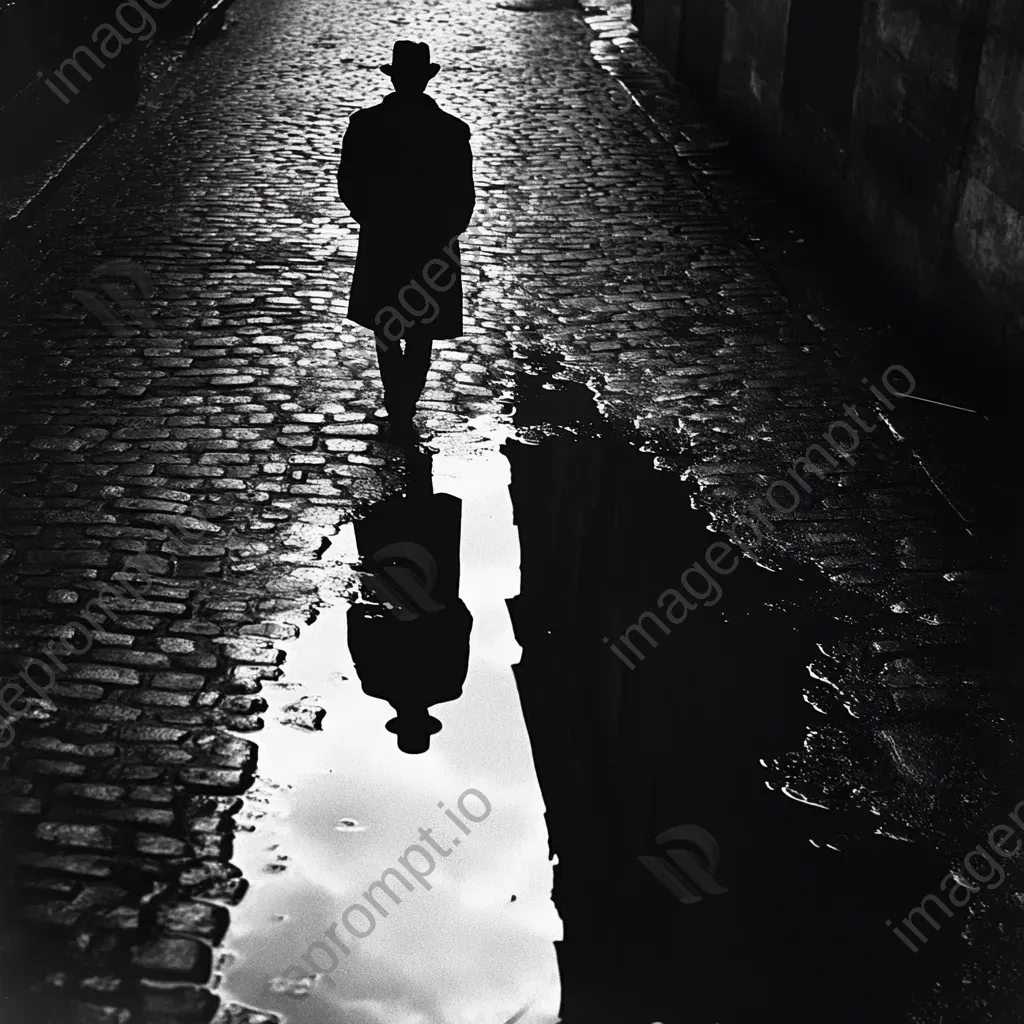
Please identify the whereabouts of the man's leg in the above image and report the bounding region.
[375,333,407,419]
[402,332,434,417]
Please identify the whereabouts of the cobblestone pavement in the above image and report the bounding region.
[0,0,1019,1021]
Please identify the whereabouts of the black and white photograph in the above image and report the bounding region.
[0,0,1021,1021]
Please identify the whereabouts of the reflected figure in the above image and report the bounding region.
[347,448,473,753]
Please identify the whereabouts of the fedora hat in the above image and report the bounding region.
[380,40,440,78]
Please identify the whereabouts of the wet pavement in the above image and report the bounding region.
[0,0,1021,1021]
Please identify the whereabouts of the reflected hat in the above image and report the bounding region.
[380,40,440,78]
[386,709,442,755]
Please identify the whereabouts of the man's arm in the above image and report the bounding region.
[434,122,475,239]
[451,126,475,234]
[338,113,368,225]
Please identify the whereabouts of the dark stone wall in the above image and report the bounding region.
[0,0,211,181]
[637,0,1024,359]
[3,1,135,108]
[680,0,727,95]
[849,0,989,328]
[3,1,140,178]
[640,0,687,74]
[718,0,792,135]
[0,0,207,113]
[952,0,1024,343]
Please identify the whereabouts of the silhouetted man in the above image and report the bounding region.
[338,41,475,439]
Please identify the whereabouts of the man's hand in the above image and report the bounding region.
[337,172,366,225]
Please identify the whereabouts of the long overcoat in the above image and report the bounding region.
[338,92,475,340]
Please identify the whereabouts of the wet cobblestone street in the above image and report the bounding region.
[0,0,1020,1022]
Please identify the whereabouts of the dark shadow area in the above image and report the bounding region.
[781,0,863,140]
[504,367,978,1023]
[347,447,473,754]
[680,0,727,98]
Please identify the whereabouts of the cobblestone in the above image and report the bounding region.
[130,937,211,983]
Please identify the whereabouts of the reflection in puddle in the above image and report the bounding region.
[220,374,965,1023]
[221,424,562,1024]
[347,460,473,756]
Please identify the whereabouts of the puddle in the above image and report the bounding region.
[220,423,562,1024]
[219,372,967,1023]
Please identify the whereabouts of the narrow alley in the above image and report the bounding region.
[0,1,1020,1023]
